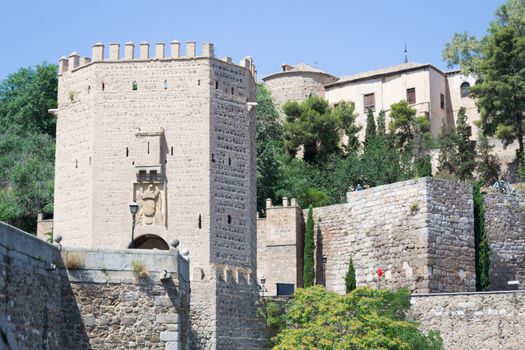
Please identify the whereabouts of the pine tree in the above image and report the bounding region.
[454,107,477,181]
[364,108,376,146]
[473,182,490,291]
[476,134,500,186]
[345,257,356,293]
[303,205,315,287]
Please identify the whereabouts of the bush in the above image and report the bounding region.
[272,286,443,350]
[345,257,356,293]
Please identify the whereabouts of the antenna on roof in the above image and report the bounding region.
[404,44,408,63]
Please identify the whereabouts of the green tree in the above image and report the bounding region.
[272,286,443,350]
[476,133,501,185]
[345,257,356,293]
[437,121,457,176]
[256,85,284,215]
[0,64,58,136]
[443,0,525,159]
[303,205,315,288]
[473,182,491,291]
[0,133,55,233]
[299,188,330,208]
[283,97,360,162]
[412,116,433,177]
[389,100,417,150]
[364,108,376,146]
[0,64,58,233]
[333,101,361,154]
[376,109,387,136]
[454,107,477,181]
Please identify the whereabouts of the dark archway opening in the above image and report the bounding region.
[128,234,169,250]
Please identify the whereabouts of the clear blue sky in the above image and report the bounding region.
[0,0,506,81]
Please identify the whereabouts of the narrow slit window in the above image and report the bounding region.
[231,87,234,95]
[440,93,445,109]
[198,79,201,86]
[170,146,173,156]
[75,160,78,169]
[212,153,215,162]
[89,156,91,165]
[228,157,231,166]
[88,85,91,94]
[126,147,129,157]
[102,83,105,91]
[147,142,150,154]
[164,80,168,90]
[215,81,219,89]
[132,81,138,91]
[227,215,232,224]
[198,214,202,229]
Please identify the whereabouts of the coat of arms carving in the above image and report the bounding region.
[135,184,165,226]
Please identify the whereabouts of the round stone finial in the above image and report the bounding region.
[181,248,189,257]
[170,239,180,248]
[53,234,62,243]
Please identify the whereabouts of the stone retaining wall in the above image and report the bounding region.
[311,177,475,294]
[0,222,190,350]
[411,291,525,350]
[484,191,525,290]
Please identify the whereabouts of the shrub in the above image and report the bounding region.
[345,257,356,293]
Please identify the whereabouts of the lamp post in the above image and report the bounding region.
[260,277,266,298]
[129,201,139,247]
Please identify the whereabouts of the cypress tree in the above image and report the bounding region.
[303,205,315,287]
[364,108,376,146]
[345,257,356,293]
[377,110,386,136]
[473,181,490,291]
[437,121,457,175]
[476,134,500,186]
[454,107,477,181]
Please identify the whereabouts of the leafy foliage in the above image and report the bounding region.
[256,85,285,215]
[345,257,356,293]
[389,100,417,150]
[282,97,360,163]
[271,286,443,350]
[473,182,491,291]
[0,64,57,233]
[476,133,501,186]
[443,0,525,159]
[303,206,315,288]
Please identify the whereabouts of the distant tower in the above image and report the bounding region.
[404,44,408,63]
[54,41,265,348]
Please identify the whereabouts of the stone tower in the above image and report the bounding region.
[54,41,266,348]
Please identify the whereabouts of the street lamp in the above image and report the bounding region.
[260,277,266,297]
[129,201,139,247]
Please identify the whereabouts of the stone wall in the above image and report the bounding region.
[310,178,475,294]
[411,291,525,350]
[484,190,525,290]
[0,222,190,350]
[257,198,304,296]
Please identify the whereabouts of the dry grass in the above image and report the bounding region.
[132,260,148,278]
[64,253,85,270]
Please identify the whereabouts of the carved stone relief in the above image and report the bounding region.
[134,183,165,226]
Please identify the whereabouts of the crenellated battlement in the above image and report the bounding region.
[58,40,256,80]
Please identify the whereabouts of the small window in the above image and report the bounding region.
[440,93,445,109]
[198,214,202,229]
[126,147,129,157]
[132,81,138,91]
[228,157,231,166]
[212,153,215,162]
[75,160,78,169]
[231,87,234,95]
[164,80,168,90]
[364,93,375,111]
[227,215,232,224]
[215,81,219,89]
[102,83,105,91]
[406,88,416,104]
[460,82,470,98]
[170,146,173,156]
[198,79,201,86]
[88,85,91,94]
[147,142,150,154]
